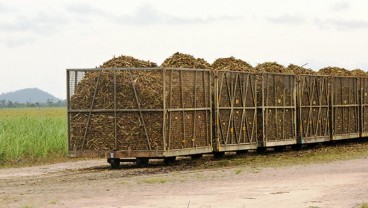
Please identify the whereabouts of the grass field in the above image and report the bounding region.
[0,108,67,166]
[0,107,368,169]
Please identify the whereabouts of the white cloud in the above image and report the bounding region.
[1,36,35,48]
[331,2,350,12]
[66,2,108,17]
[268,14,306,25]
[315,18,368,30]
[115,4,163,25]
[0,2,13,13]
[0,11,67,34]
[65,3,241,26]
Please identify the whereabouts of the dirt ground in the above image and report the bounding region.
[0,157,367,208]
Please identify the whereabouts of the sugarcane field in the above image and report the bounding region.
[1,1,368,208]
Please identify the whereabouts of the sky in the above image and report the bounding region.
[0,0,368,99]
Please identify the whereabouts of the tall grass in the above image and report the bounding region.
[0,108,67,165]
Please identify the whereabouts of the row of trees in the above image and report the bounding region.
[0,99,66,108]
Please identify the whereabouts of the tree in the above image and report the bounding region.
[7,101,14,108]
[47,99,54,107]
[0,100,5,107]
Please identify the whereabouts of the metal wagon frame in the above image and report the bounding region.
[67,68,213,166]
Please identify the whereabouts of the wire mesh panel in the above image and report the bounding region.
[331,76,360,140]
[258,73,297,146]
[214,71,258,151]
[165,69,212,150]
[298,75,330,143]
[67,68,212,158]
[361,77,368,137]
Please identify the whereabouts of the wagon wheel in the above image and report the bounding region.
[213,152,225,159]
[163,157,176,165]
[136,158,149,167]
[191,154,203,160]
[236,150,248,155]
[291,144,303,151]
[256,147,267,154]
[308,143,318,149]
[274,146,285,152]
[108,158,120,169]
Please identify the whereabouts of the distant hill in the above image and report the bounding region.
[0,88,60,104]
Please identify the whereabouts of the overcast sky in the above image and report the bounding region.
[1,0,368,99]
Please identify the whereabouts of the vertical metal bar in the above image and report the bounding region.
[299,75,303,140]
[209,71,213,147]
[262,73,266,146]
[341,78,345,134]
[274,75,278,141]
[192,70,197,147]
[168,69,173,150]
[348,78,351,133]
[325,77,330,136]
[356,78,359,133]
[232,73,239,143]
[162,68,167,151]
[114,69,117,150]
[282,78,286,140]
[252,74,257,144]
[203,71,209,146]
[331,77,335,140]
[293,75,297,141]
[66,70,71,152]
[74,71,78,94]
[213,71,218,150]
[179,70,186,148]
[360,78,364,135]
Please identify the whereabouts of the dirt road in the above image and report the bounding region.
[0,157,367,208]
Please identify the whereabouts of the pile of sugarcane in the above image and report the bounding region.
[161,52,211,69]
[255,62,293,74]
[70,56,164,151]
[212,57,255,72]
[70,53,211,151]
[318,67,351,76]
[286,64,316,75]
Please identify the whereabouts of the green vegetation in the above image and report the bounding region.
[49,199,59,205]
[140,177,168,184]
[361,202,368,208]
[21,205,34,208]
[234,169,242,174]
[0,108,67,166]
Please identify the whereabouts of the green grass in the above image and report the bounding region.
[21,205,34,208]
[0,108,67,166]
[234,169,242,174]
[140,177,168,184]
[361,202,368,208]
